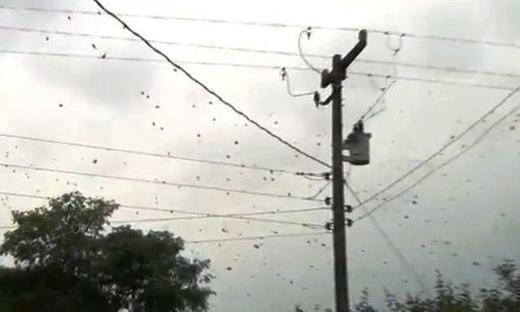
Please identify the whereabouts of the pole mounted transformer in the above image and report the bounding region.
[342,120,372,166]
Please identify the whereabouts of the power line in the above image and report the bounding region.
[186,231,330,244]
[307,181,332,200]
[0,190,329,217]
[2,25,519,79]
[0,162,324,202]
[122,203,330,218]
[0,133,318,177]
[1,5,519,49]
[356,91,520,221]
[0,212,330,242]
[112,215,324,229]
[0,190,329,216]
[359,80,397,121]
[0,190,328,229]
[349,71,514,91]
[0,191,328,232]
[364,107,386,121]
[343,182,431,296]
[358,59,520,79]
[297,27,321,74]
[0,215,323,231]
[1,48,515,91]
[280,67,316,98]
[353,87,520,211]
[90,0,330,169]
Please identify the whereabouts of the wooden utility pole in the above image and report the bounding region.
[320,29,367,312]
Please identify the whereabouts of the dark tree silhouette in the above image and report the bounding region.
[0,192,213,312]
[353,262,520,312]
[293,260,520,312]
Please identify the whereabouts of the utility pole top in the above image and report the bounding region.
[320,29,368,88]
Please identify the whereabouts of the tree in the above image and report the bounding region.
[0,192,213,312]
[294,261,520,312]
[352,262,520,312]
[354,288,378,312]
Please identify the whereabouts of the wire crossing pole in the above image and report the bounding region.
[320,29,367,312]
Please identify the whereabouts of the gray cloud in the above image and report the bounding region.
[25,54,157,110]
[487,0,520,41]
[1,1,519,311]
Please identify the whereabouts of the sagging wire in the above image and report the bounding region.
[3,25,519,79]
[1,49,514,90]
[280,67,316,97]
[386,32,406,55]
[353,87,520,212]
[301,175,328,181]
[386,32,405,79]
[306,180,332,200]
[356,86,520,221]
[368,72,389,91]
[91,0,331,169]
[3,5,520,49]
[361,32,403,122]
[298,27,322,74]
[343,181,432,297]
[360,80,398,122]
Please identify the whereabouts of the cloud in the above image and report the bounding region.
[487,0,520,41]
[412,1,485,69]
[24,52,157,110]
[1,0,157,111]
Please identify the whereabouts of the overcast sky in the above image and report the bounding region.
[0,0,519,311]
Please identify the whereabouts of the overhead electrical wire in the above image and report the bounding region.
[0,9,512,285]
[112,215,324,229]
[0,221,330,245]
[0,190,329,230]
[0,133,320,177]
[307,181,332,200]
[1,0,516,249]
[186,231,331,244]
[364,107,386,121]
[310,181,332,198]
[0,217,322,231]
[343,182,431,296]
[0,190,330,218]
[297,27,321,74]
[280,67,315,98]
[351,42,436,292]
[385,33,405,55]
[353,87,520,211]
[1,48,515,91]
[356,88,520,207]
[350,71,514,91]
[2,25,519,79]
[0,3,515,291]
[1,5,519,49]
[89,0,330,169]
[0,226,331,244]
[356,89,520,221]
[122,204,330,218]
[0,162,324,202]
[359,80,397,121]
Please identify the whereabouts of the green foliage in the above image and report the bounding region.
[296,261,520,312]
[0,266,112,312]
[0,192,213,312]
[481,260,520,311]
[351,263,520,312]
[355,288,378,312]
